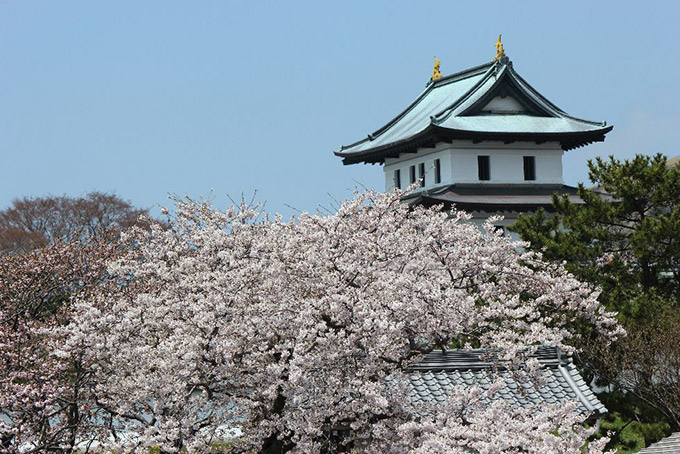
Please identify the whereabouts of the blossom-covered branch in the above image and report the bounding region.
[57,190,621,453]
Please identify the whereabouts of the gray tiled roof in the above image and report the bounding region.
[639,432,680,453]
[667,155,680,168]
[409,347,606,417]
[336,58,612,164]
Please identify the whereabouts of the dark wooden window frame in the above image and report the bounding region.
[523,156,536,181]
[478,155,490,181]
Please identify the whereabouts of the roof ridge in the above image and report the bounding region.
[558,363,597,412]
[429,60,495,88]
[409,346,566,372]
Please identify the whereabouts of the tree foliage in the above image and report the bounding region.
[511,153,680,321]
[50,190,619,453]
[510,153,680,449]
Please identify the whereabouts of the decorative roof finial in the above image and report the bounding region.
[431,57,442,81]
[494,34,506,61]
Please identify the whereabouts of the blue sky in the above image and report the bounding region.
[1,1,678,217]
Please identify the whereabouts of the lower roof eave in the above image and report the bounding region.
[414,198,557,213]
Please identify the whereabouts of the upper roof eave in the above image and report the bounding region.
[335,124,613,165]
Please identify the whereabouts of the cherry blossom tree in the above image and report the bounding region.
[0,240,122,453]
[64,190,622,453]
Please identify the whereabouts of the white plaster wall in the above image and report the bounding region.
[383,140,564,192]
[384,143,453,191]
[450,146,563,185]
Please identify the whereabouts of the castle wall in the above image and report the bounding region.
[383,140,564,192]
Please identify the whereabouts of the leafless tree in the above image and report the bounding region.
[0,192,153,254]
[616,310,680,429]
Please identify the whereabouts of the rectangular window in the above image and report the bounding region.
[478,156,490,181]
[523,156,536,181]
[394,169,401,189]
[409,165,416,185]
[418,163,425,187]
[434,159,441,184]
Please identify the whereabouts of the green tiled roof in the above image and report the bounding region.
[336,58,612,165]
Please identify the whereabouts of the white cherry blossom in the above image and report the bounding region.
[63,190,621,453]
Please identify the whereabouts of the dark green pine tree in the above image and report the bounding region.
[510,153,680,452]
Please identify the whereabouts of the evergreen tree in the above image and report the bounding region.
[511,153,680,451]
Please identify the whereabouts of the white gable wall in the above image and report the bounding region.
[384,140,564,192]
[480,96,526,113]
